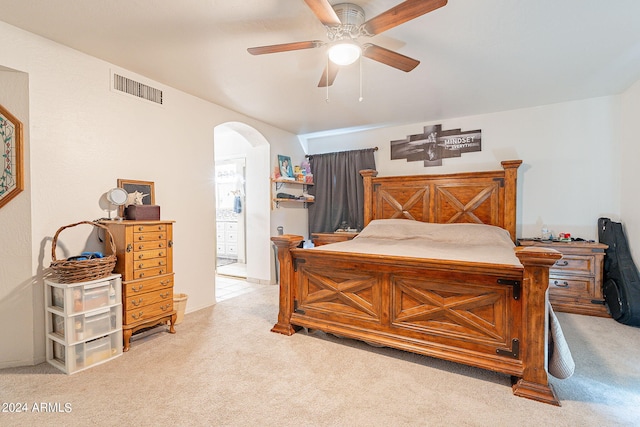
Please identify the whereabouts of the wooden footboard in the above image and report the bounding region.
[272,235,562,405]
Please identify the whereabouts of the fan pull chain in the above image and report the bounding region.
[359,56,363,102]
[326,56,330,103]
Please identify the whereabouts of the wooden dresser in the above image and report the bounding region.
[518,239,609,317]
[101,220,176,351]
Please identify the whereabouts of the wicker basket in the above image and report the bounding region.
[49,221,117,284]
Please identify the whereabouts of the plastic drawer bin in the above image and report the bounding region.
[50,330,123,374]
[49,275,121,314]
[50,305,122,343]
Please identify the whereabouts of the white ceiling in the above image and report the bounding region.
[1,0,640,137]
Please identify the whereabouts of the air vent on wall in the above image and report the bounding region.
[112,73,163,105]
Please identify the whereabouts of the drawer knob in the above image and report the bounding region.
[161,304,170,311]
[131,284,144,292]
[138,272,145,278]
[131,298,143,307]
[553,280,569,288]
[138,226,144,231]
[138,254,144,259]
[160,292,170,299]
[132,311,144,319]
[555,260,569,267]
[138,236,145,241]
[126,244,133,253]
[161,280,171,286]
[168,240,174,248]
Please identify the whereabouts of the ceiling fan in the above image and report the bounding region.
[247,0,448,87]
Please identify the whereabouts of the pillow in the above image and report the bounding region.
[356,219,514,247]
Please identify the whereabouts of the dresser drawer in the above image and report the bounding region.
[134,231,168,242]
[123,275,174,298]
[548,276,593,298]
[134,240,166,251]
[125,289,172,311]
[125,300,174,324]
[550,254,595,276]
[134,248,168,260]
[135,258,167,270]
[133,224,166,233]
[133,266,170,279]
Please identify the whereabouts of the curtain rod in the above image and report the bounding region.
[306,147,378,158]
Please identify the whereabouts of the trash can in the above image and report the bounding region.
[173,293,188,325]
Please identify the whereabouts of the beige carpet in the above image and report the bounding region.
[1,284,640,426]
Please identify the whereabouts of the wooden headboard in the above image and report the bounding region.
[360,160,522,242]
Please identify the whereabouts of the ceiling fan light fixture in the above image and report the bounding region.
[328,41,361,66]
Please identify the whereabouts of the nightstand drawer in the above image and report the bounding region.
[550,254,595,275]
[549,276,593,297]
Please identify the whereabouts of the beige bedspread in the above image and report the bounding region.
[313,219,521,267]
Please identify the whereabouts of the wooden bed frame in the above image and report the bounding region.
[271,160,564,405]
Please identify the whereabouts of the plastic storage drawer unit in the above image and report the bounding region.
[50,330,123,374]
[50,275,120,314]
[45,274,123,374]
[49,305,122,343]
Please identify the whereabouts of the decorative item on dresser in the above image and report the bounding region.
[518,239,609,317]
[100,220,176,351]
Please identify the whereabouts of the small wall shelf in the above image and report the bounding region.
[271,178,314,209]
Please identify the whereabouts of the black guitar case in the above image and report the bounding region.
[598,217,640,326]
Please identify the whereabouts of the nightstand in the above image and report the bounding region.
[518,239,609,317]
[311,232,359,247]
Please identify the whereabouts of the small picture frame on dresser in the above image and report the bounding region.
[117,179,155,217]
[117,179,155,205]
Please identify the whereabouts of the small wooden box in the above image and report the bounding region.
[124,205,160,220]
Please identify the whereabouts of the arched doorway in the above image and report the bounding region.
[213,123,271,295]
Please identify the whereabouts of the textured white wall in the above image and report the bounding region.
[0,69,33,367]
[621,79,640,261]
[306,95,624,242]
[0,22,304,368]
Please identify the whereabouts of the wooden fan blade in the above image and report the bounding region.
[318,62,340,87]
[304,0,342,26]
[362,0,447,36]
[362,44,420,72]
[247,40,324,55]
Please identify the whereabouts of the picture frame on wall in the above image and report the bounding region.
[278,155,294,179]
[0,103,24,209]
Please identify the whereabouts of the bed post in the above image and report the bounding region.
[513,247,563,406]
[501,160,522,242]
[360,169,378,226]
[271,234,304,335]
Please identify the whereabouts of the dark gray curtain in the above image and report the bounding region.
[308,148,376,234]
